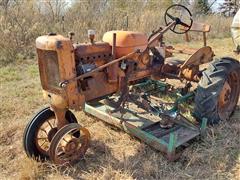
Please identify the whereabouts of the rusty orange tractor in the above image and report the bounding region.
[23,5,240,164]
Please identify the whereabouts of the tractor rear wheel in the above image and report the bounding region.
[194,57,240,124]
[23,107,78,161]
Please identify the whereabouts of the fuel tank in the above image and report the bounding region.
[102,31,148,58]
[231,9,240,48]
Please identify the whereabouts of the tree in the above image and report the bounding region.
[219,0,239,17]
[192,0,212,15]
[173,0,191,6]
[36,0,69,22]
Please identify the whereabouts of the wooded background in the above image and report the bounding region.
[0,0,239,65]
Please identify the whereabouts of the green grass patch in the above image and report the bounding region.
[27,64,39,77]
[0,66,22,83]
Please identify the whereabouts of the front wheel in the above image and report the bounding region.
[194,57,240,124]
[49,123,90,164]
[23,107,78,161]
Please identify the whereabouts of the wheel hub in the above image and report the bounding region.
[219,81,231,107]
[64,138,78,155]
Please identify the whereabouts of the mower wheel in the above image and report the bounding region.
[194,57,240,124]
[49,123,90,164]
[23,107,78,161]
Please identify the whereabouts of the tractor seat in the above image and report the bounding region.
[163,46,214,76]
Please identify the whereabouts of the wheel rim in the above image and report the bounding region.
[35,117,57,156]
[218,70,240,120]
[49,123,90,165]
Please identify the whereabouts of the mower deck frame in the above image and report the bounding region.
[84,81,208,160]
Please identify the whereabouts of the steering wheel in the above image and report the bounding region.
[164,4,193,34]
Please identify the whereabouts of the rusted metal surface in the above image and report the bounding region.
[61,50,139,86]
[148,21,176,47]
[180,67,199,82]
[88,29,95,44]
[159,46,214,82]
[107,33,118,83]
[102,31,148,58]
[180,46,214,70]
[74,42,111,67]
[37,49,61,94]
[35,5,214,120]
[219,81,231,107]
[42,90,67,109]
[49,123,90,164]
[81,71,118,102]
[36,35,85,110]
[179,46,214,81]
[166,46,198,55]
[30,4,221,164]
[218,70,240,120]
[37,12,212,119]
[161,57,183,76]
[50,106,68,129]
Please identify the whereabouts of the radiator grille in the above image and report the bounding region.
[37,49,60,90]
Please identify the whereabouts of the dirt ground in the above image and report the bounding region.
[0,38,239,179]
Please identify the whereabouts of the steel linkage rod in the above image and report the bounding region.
[59,50,140,87]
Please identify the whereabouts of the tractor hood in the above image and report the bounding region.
[36,34,73,51]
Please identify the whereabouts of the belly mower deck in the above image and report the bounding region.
[84,81,208,161]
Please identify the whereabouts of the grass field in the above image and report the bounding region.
[0,38,239,179]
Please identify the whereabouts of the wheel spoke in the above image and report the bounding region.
[63,138,69,143]
[47,120,53,129]
[57,150,65,156]
[40,128,48,135]
[37,137,48,140]
[166,12,175,20]
[39,140,47,147]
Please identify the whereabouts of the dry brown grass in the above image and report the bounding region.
[0,38,239,179]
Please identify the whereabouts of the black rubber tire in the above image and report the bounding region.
[23,107,78,161]
[194,57,240,125]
